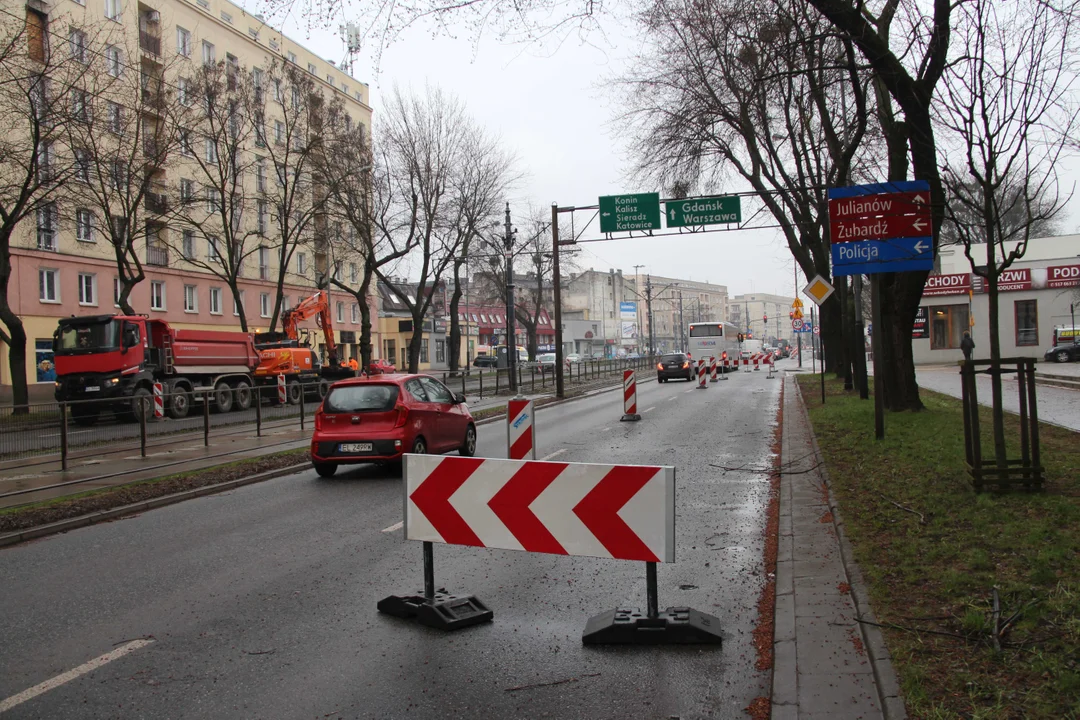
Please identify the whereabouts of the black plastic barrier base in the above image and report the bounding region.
[582,606,723,645]
[378,590,493,631]
[620,413,641,422]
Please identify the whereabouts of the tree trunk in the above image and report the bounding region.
[358,269,374,373]
[0,304,29,414]
[407,312,424,373]
[448,264,463,372]
[836,278,853,386]
[118,279,137,316]
[986,248,1007,470]
[876,271,926,411]
[820,297,844,374]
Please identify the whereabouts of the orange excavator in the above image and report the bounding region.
[253,289,353,404]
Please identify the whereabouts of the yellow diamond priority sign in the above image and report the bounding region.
[803,275,835,306]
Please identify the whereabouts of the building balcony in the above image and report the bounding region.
[139,30,161,56]
[145,192,167,214]
[146,245,168,266]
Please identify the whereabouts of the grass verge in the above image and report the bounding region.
[798,374,1079,719]
[0,449,309,534]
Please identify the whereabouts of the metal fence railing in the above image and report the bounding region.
[0,359,660,468]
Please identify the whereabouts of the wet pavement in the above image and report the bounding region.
[0,365,782,718]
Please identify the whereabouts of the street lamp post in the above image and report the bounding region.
[503,202,518,394]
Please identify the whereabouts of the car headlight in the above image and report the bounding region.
[108,377,120,385]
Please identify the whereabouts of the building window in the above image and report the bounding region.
[326,74,334,87]
[258,246,270,280]
[206,188,220,214]
[69,28,87,63]
[1015,300,1038,347]
[105,45,122,76]
[930,305,970,350]
[234,290,244,316]
[297,252,307,275]
[351,303,358,323]
[332,261,342,282]
[183,284,197,312]
[336,301,344,323]
[204,137,217,163]
[110,160,126,190]
[209,287,222,314]
[78,272,96,306]
[104,0,121,21]
[202,41,215,65]
[436,339,445,363]
[420,338,429,363]
[274,120,284,144]
[180,129,193,156]
[74,148,91,182]
[176,26,190,56]
[150,280,166,310]
[257,200,268,234]
[349,262,358,284]
[39,268,59,302]
[178,77,191,106]
[307,62,317,75]
[260,292,270,318]
[36,203,57,250]
[287,51,297,64]
[76,208,94,242]
[181,229,195,259]
[180,178,194,204]
[220,11,232,23]
[256,157,266,191]
[106,101,123,134]
[207,235,219,260]
[113,277,121,307]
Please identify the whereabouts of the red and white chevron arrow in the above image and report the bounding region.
[405,455,675,563]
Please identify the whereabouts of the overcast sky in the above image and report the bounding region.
[262,4,1079,300]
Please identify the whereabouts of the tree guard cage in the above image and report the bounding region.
[959,358,1045,491]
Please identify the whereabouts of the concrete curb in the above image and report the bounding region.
[0,462,310,549]
[792,379,907,720]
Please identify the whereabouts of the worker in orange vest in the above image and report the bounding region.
[348,356,359,372]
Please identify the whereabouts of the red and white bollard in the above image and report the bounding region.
[753,354,760,371]
[277,374,287,404]
[153,382,164,419]
[709,356,718,383]
[621,369,641,421]
[766,353,776,379]
[507,398,536,459]
[697,358,708,389]
[743,355,751,373]
[721,355,730,380]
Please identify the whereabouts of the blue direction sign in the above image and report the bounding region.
[794,322,813,334]
[828,181,934,277]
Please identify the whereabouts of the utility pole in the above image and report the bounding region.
[551,203,564,399]
[634,264,645,352]
[504,202,518,394]
[678,291,685,350]
[645,275,654,355]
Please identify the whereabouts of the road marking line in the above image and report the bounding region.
[667,396,678,402]
[540,449,567,461]
[684,388,696,394]
[0,639,154,714]
[599,427,611,432]
[642,406,656,414]
[382,520,404,533]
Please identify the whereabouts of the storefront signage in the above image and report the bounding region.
[912,307,930,339]
[922,273,971,297]
[1048,264,1080,289]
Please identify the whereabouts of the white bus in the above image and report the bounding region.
[688,321,741,372]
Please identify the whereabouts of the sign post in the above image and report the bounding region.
[621,370,641,421]
[803,276,835,403]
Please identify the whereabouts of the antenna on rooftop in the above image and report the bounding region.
[339,23,362,76]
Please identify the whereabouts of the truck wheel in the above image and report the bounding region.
[70,404,100,426]
[168,386,191,419]
[130,387,153,422]
[233,380,252,411]
[213,381,234,413]
[286,380,302,405]
[317,379,330,399]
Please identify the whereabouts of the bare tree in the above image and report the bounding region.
[373,86,501,373]
[63,33,188,315]
[164,60,260,331]
[937,0,1078,467]
[253,62,330,331]
[622,0,875,382]
[0,11,92,411]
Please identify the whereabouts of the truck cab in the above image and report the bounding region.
[53,315,149,401]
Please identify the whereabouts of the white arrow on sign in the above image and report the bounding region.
[912,218,926,232]
[912,194,927,204]
[669,209,676,220]
[601,212,611,217]
[914,239,929,254]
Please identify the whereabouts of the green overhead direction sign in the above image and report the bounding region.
[599,193,662,233]
[666,196,741,228]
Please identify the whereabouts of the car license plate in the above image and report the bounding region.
[85,386,100,392]
[340,442,373,453]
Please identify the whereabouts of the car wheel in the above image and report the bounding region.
[460,424,477,457]
[1057,350,1070,363]
[411,436,427,454]
[313,462,337,478]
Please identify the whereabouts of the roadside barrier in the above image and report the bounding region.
[720,355,730,380]
[277,374,287,404]
[153,382,164,419]
[379,455,722,644]
[696,358,708,389]
[507,398,536,460]
[621,370,641,421]
[709,357,718,383]
[743,356,751,373]
[766,354,776,379]
[753,354,760,371]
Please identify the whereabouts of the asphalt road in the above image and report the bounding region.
[0,362,786,719]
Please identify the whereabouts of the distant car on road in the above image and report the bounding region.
[310,374,475,477]
[656,352,694,382]
[1045,339,1080,363]
[366,358,396,375]
[473,354,498,368]
[564,353,583,364]
[533,352,556,372]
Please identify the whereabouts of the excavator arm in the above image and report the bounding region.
[282,290,340,366]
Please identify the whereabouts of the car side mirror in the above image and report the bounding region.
[121,327,138,352]
[453,392,466,404]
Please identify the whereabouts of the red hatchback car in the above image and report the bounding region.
[310,374,477,477]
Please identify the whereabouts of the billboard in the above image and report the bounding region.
[620,301,637,339]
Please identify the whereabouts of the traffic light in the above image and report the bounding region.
[764,314,768,323]
[738,333,744,343]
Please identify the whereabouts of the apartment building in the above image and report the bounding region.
[3,0,376,393]
[729,292,798,345]
[629,274,729,353]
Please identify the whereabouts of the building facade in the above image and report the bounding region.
[912,235,1080,364]
[3,0,376,394]
[562,268,641,356]
[729,292,798,346]
[631,274,729,353]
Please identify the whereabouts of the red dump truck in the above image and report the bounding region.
[53,314,260,424]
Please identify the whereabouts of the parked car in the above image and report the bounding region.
[366,358,396,375]
[656,352,695,382]
[564,353,583,363]
[310,374,476,477]
[533,352,557,372]
[1045,339,1080,363]
[473,354,498,368]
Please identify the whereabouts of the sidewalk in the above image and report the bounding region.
[772,374,905,719]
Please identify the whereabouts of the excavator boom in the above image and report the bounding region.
[281,290,339,366]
